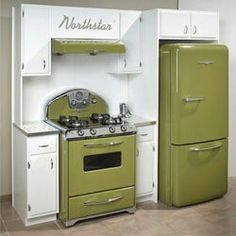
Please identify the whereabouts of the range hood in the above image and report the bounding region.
[51,38,126,56]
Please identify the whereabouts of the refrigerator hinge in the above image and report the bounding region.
[28,204,31,212]
[27,162,30,169]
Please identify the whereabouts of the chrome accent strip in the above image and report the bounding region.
[176,49,179,93]
[182,97,204,103]
[83,196,123,206]
[83,141,124,148]
[190,143,222,152]
[198,60,215,65]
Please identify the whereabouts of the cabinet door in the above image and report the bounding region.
[27,153,57,217]
[119,11,141,73]
[191,12,218,39]
[22,5,50,76]
[159,10,190,39]
[136,141,154,196]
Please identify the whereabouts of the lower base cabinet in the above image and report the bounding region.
[13,126,58,226]
[136,125,155,197]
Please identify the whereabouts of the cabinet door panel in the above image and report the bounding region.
[136,142,153,196]
[191,12,218,39]
[22,6,50,75]
[159,10,190,38]
[28,153,57,217]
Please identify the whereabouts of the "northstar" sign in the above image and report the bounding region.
[58,15,113,31]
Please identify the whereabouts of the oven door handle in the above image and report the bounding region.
[83,196,123,206]
[83,141,123,148]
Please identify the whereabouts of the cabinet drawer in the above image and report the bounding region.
[69,187,134,219]
[28,135,57,155]
[137,126,154,142]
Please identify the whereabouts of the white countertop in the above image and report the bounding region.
[14,121,59,136]
[124,115,156,127]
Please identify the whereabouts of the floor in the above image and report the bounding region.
[1,178,236,236]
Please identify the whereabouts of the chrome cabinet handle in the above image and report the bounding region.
[83,196,123,206]
[43,60,46,69]
[124,59,127,68]
[182,97,204,103]
[193,25,197,35]
[83,141,123,148]
[50,159,53,169]
[184,25,188,34]
[38,144,49,148]
[140,133,148,137]
[190,143,222,152]
[198,61,215,65]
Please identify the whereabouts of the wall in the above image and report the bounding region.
[0,0,177,196]
[178,0,236,177]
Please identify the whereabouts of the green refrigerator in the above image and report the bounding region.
[159,44,228,207]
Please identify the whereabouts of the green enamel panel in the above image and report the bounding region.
[47,94,108,120]
[159,44,228,206]
[171,139,228,206]
[68,135,136,196]
[58,136,69,221]
[52,39,126,55]
[69,187,135,219]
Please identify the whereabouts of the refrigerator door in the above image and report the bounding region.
[171,139,228,206]
[168,44,228,144]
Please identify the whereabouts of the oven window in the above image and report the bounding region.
[84,152,121,171]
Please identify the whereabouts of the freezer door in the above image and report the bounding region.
[170,45,228,144]
[171,139,228,206]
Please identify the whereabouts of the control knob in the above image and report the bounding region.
[109,126,116,133]
[121,125,127,132]
[90,128,97,135]
[77,130,84,136]
[71,99,77,106]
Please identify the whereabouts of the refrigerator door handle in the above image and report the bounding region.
[190,143,222,152]
[182,97,204,103]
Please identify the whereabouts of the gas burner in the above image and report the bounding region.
[101,116,123,125]
[58,115,89,128]
[90,113,110,123]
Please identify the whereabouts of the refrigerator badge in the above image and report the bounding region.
[58,15,112,31]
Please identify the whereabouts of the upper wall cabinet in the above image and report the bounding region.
[21,5,51,76]
[158,9,219,40]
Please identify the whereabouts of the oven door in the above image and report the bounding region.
[68,135,136,196]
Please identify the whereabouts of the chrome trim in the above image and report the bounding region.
[190,143,222,152]
[83,196,123,206]
[193,25,197,35]
[198,60,215,65]
[83,141,124,148]
[38,144,49,148]
[176,49,179,93]
[182,97,204,103]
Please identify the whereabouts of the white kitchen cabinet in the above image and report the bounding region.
[136,125,154,197]
[109,11,142,73]
[191,12,218,39]
[159,9,219,40]
[13,126,58,226]
[21,5,51,76]
[159,10,190,39]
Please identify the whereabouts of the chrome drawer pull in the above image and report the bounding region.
[190,143,222,152]
[183,97,204,103]
[140,134,148,137]
[198,60,215,65]
[83,196,123,206]
[83,141,123,148]
[38,144,49,148]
